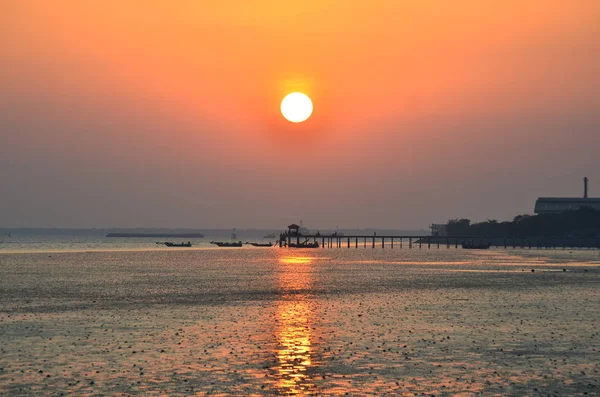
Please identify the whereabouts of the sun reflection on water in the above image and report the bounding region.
[275,299,314,394]
[274,254,317,395]
[279,256,316,265]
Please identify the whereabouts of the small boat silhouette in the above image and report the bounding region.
[246,242,274,247]
[462,242,491,249]
[211,241,243,247]
[163,241,192,247]
[289,241,319,248]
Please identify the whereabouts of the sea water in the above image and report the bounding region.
[0,244,598,396]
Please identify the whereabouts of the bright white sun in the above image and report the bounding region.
[281,92,313,123]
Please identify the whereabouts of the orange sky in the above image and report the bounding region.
[1,1,599,228]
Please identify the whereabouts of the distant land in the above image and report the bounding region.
[0,228,429,237]
[105,232,206,238]
[0,228,210,236]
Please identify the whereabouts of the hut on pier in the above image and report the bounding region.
[287,224,301,236]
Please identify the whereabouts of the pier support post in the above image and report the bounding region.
[355,237,358,248]
[409,238,412,249]
[347,238,350,248]
[446,238,450,249]
[382,238,385,248]
[372,237,375,249]
[428,237,431,249]
[391,238,394,248]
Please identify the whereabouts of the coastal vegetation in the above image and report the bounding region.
[446,208,600,238]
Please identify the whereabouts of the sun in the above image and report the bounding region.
[281,92,313,123]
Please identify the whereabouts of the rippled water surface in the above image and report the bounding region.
[1,247,599,396]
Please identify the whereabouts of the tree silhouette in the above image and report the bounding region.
[445,208,600,238]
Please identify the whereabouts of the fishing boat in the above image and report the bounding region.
[163,241,192,247]
[289,242,319,248]
[247,242,273,247]
[462,242,491,249]
[211,241,243,247]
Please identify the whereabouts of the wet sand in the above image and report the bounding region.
[0,248,598,396]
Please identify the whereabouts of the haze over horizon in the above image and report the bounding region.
[1,1,599,229]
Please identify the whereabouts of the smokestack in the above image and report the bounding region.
[584,177,588,199]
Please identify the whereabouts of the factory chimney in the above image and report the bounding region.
[584,177,588,199]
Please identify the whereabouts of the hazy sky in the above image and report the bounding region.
[1,1,599,229]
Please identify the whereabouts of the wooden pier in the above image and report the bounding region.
[280,234,600,252]
[279,225,600,250]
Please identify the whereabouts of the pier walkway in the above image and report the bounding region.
[280,234,600,250]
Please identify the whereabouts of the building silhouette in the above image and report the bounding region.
[534,177,600,214]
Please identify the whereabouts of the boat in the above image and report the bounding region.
[163,241,192,247]
[211,241,243,247]
[462,242,491,249]
[289,242,319,248]
[247,242,273,247]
